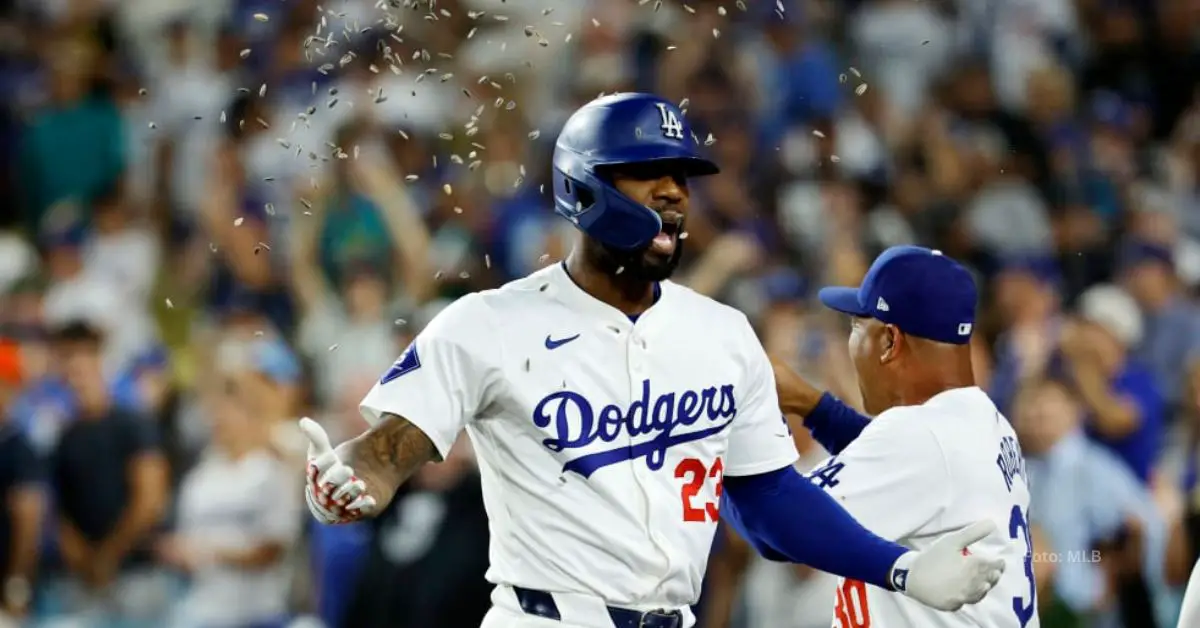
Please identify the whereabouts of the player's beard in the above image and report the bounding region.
[586,232,685,283]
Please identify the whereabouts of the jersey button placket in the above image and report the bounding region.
[627,331,676,592]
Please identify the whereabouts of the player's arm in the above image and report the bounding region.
[343,414,437,498]
[722,467,903,587]
[302,294,502,524]
[771,355,869,456]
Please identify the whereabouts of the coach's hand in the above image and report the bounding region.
[300,418,378,524]
[769,355,822,417]
[891,521,1005,611]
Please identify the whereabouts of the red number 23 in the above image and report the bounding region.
[674,457,724,522]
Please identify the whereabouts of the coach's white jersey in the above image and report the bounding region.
[806,387,1039,628]
[359,263,798,614]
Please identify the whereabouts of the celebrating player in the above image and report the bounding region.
[772,245,1040,628]
[300,94,1005,628]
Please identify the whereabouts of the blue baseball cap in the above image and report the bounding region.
[818,246,978,345]
[996,253,1063,287]
[762,268,809,304]
[249,338,301,385]
[1117,239,1174,272]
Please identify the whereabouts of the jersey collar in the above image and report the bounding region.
[547,262,668,328]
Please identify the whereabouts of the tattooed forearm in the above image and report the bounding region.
[344,413,438,511]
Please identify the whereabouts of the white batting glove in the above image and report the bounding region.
[300,418,377,525]
[890,521,1006,611]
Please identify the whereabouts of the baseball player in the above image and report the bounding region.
[772,245,1040,628]
[300,94,1006,628]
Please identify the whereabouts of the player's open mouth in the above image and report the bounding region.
[650,218,681,255]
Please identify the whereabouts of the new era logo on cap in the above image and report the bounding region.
[816,246,978,345]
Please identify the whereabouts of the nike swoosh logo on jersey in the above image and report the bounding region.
[544,334,581,350]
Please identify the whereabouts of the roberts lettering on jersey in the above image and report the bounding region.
[533,381,738,477]
[359,263,798,620]
[996,435,1026,493]
[806,388,1039,628]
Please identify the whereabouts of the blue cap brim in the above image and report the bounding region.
[818,286,869,316]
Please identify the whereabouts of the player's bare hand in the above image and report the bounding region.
[893,520,1006,611]
[300,417,378,524]
[770,355,822,416]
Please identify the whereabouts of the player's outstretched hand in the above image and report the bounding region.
[894,521,1006,611]
[300,417,377,524]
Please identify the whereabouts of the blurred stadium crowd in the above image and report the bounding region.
[0,0,1198,626]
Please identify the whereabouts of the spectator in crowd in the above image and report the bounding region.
[195,94,294,336]
[985,255,1064,414]
[80,181,160,321]
[1061,284,1165,483]
[156,374,302,628]
[1119,240,1200,416]
[3,277,75,459]
[147,20,246,227]
[211,336,304,462]
[43,321,171,626]
[290,119,432,407]
[0,340,44,623]
[38,206,153,381]
[1013,375,1169,627]
[18,28,125,236]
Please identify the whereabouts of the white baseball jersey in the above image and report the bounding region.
[359,263,798,624]
[805,387,1039,628]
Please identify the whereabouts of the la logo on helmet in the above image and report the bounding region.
[655,103,684,140]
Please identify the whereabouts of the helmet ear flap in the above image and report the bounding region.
[552,163,661,250]
[554,168,595,220]
[573,181,595,210]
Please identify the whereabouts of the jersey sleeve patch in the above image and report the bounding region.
[380,341,421,384]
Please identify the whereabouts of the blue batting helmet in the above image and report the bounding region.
[552,93,719,250]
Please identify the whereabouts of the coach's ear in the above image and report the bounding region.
[879,324,902,364]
